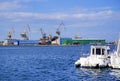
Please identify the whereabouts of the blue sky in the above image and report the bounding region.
[0,0,120,41]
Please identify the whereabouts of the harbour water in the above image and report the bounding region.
[0,45,120,81]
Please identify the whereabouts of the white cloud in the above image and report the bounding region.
[0,1,22,11]
[0,10,115,20]
[18,0,47,2]
[0,0,46,11]
[0,1,116,23]
[0,0,47,3]
[0,9,120,27]
[0,12,68,21]
[77,10,113,21]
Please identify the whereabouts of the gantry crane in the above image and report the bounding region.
[56,21,65,37]
[20,25,31,40]
[7,27,15,39]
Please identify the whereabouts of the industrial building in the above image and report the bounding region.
[2,38,106,46]
[2,24,106,46]
[2,39,39,46]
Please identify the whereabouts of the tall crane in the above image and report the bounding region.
[20,25,31,40]
[7,27,15,39]
[40,28,47,39]
[56,21,65,37]
[39,28,51,45]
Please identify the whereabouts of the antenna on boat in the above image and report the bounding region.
[117,38,120,56]
[80,40,85,57]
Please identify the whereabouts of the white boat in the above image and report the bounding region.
[75,45,111,68]
[110,38,120,69]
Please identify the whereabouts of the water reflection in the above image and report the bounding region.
[110,69,120,80]
[75,68,120,81]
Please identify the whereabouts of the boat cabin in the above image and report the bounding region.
[90,46,110,56]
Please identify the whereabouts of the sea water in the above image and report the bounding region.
[0,45,120,81]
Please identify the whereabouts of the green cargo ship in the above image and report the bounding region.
[60,38,106,45]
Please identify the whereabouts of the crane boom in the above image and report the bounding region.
[8,27,15,39]
[39,28,46,39]
[56,21,65,36]
[20,25,30,40]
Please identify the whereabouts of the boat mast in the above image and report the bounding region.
[117,38,120,56]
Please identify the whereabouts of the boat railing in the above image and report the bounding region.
[80,53,89,57]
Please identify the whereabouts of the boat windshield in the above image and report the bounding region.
[96,48,101,55]
[92,48,94,55]
[102,49,105,55]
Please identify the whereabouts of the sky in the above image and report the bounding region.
[0,0,120,41]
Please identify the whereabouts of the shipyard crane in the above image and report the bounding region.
[56,21,65,37]
[40,28,47,39]
[38,28,49,45]
[20,25,31,40]
[7,27,15,39]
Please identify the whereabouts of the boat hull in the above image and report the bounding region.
[75,55,110,68]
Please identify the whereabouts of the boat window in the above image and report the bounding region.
[92,48,94,55]
[102,49,105,55]
[107,50,110,54]
[96,48,101,55]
